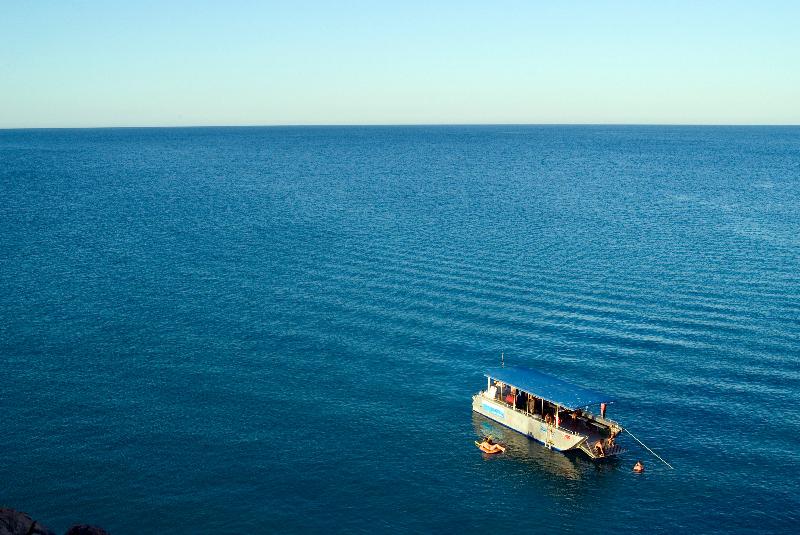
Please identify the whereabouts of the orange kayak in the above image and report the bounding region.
[475,440,506,454]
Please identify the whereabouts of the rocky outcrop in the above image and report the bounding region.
[0,509,108,535]
[64,527,109,535]
[0,508,55,535]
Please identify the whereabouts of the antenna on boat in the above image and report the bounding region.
[501,352,504,368]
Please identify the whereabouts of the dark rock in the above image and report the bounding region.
[64,526,110,535]
[0,508,55,535]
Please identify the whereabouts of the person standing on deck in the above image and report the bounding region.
[505,387,515,405]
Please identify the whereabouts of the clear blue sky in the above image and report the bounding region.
[2,0,798,127]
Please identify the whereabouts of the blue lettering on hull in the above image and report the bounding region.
[481,402,505,419]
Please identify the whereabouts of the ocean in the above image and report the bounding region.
[1,125,798,533]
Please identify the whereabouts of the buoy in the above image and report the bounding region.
[633,460,645,473]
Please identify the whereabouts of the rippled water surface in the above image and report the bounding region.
[1,126,799,533]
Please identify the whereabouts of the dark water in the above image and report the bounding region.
[1,126,799,533]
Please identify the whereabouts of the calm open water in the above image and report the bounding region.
[1,126,799,533]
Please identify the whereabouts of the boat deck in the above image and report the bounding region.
[561,417,625,458]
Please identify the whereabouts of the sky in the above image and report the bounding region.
[1,0,799,128]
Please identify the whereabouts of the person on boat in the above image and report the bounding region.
[573,409,585,430]
[633,460,645,472]
[594,440,605,457]
[605,434,615,451]
[544,413,553,425]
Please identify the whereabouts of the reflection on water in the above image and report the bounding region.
[472,413,582,480]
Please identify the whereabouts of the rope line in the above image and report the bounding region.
[624,428,674,469]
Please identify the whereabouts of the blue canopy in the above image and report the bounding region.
[485,366,613,410]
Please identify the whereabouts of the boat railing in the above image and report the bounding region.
[481,390,587,438]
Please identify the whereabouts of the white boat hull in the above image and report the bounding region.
[472,393,587,452]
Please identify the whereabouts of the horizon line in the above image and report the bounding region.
[2,122,799,131]
[0,122,800,132]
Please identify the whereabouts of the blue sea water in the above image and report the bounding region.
[1,125,799,533]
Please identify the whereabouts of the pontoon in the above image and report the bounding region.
[472,366,626,460]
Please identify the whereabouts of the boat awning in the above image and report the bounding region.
[485,366,613,410]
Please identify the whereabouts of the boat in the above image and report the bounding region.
[472,366,626,461]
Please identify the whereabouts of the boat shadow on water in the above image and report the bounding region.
[472,413,620,481]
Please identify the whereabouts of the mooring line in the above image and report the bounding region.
[624,428,674,469]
